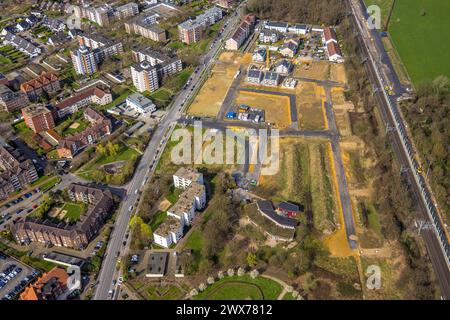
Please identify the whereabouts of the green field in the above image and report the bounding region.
[388,0,450,86]
[194,275,283,300]
[61,202,85,222]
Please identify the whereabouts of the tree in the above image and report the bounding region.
[198,283,207,291]
[106,141,119,157]
[237,267,245,276]
[96,144,107,156]
[227,268,235,277]
[207,276,215,285]
[217,270,224,279]
[247,252,257,267]
[190,289,198,297]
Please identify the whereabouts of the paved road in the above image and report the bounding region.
[93,8,244,300]
[348,0,450,298]
[323,87,357,248]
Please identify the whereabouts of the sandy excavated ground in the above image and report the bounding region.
[294,60,330,81]
[188,52,251,117]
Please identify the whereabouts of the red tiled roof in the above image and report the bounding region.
[323,27,337,42]
[327,41,342,57]
[55,87,107,111]
[20,71,59,93]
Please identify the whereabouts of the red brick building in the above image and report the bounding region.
[20,71,60,101]
[22,104,56,133]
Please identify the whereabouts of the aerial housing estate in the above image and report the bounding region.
[153,168,206,248]
[178,6,223,44]
[72,2,139,27]
[130,47,183,93]
[12,184,114,249]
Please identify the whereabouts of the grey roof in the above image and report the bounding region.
[43,252,85,267]
[265,21,288,29]
[248,69,263,79]
[257,200,297,228]
[147,252,168,275]
[264,71,280,81]
[277,201,300,213]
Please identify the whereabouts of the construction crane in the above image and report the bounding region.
[265,45,270,70]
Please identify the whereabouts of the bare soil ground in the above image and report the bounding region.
[187,52,251,117]
[329,63,348,84]
[295,82,326,130]
[293,61,330,81]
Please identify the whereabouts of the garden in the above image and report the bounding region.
[76,141,140,186]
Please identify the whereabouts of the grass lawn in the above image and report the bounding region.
[282,292,296,300]
[184,229,203,252]
[149,211,167,231]
[194,275,283,300]
[61,202,85,222]
[388,0,450,86]
[96,146,139,166]
[39,176,61,192]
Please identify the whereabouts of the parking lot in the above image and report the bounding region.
[0,253,38,300]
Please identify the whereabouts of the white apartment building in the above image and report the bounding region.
[172,167,204,189]
[153,217,184,248]
[71,46,98,75]
[130,62,159,93]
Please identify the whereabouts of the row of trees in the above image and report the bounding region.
[401,76,449,222]
[96,141,120,158]
[245,0,346,26]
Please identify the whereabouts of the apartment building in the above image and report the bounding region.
[225,14,256,50]
[130,61,160,93]
[72,33,124,75]
[153,168,206,248]
[153,217,183,248]
[74,2,139,27]
[71,46,98,76]
[20,71,61,101]
[132,47,183,78]
[55,87,112,118]
[12,184,114,249]
[22,105,56,133]
[57,108,112,158]
[125,13,167,42]
[178,6,223,44]
[173,167,204,189]
[0,145,38,200]
[20,267,69,300]
[0,84,29,112]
